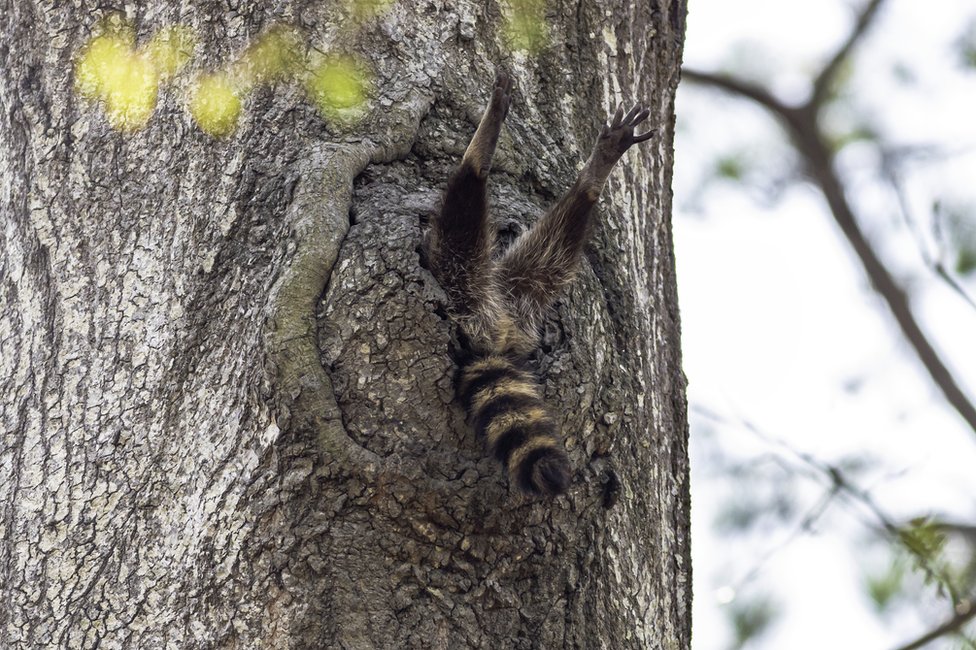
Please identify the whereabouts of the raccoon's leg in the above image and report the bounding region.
[498,103,654,328]
[427,72,571,495]
[426,71,513,328]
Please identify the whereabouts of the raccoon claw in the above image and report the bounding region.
[597,102,655,157]
[610,103,625,129]
[491,68,514,120]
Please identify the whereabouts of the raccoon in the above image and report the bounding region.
[426,70,653,496]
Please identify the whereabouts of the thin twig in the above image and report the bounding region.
[730,485,839,591]
[890,600,976,650]
[879,150,976,310]
[810,0,889,107]
[693,405,971,606]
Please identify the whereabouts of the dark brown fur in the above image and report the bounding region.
[427,70,653,496]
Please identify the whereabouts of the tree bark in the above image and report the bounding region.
[0,1,689,648]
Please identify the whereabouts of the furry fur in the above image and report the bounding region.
[426,70,653,495]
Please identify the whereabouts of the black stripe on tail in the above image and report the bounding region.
[459,355,571,495]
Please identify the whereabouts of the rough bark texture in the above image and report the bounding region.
[1,1,689,648]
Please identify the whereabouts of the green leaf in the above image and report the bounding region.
[728,596,778,649]
[715,155,746,181]
[955,19,976,70]
[865,561,905,612]
[957,248,976,275]
[898,518,947,562]
[939,204,976,276]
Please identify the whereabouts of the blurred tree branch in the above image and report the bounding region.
[890,599,976,650]
[934,521,976,542]
[810,0,887,106]
[696,405,968,600]
[680,69,789,115]
[697,404,976,649]
[682,0,976,436]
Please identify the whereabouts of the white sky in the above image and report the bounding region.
[675,1,976,648]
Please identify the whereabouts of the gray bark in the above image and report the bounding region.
[1,1,689,648]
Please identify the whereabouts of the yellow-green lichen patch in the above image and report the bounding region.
[306,55,371,120]
[189,74,243,137]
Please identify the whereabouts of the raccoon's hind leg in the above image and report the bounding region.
[498,103,654,328]
[426,71,514,340]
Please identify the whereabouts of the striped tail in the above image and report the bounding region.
[458,355,571,496]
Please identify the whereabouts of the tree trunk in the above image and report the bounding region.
[0,1,689,648]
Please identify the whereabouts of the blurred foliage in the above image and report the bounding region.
[73,0,562,135]
[937,202,976,276]
[865,558,906,613]
[348,0,397,20]
[75,33,157,130]
[503,0,549,52]
[898,518,975,606]
[728,595,778,649]
[714,155,747,181]
[958,249,976,276]
[188,74,242,137]
[862,523,976,647]
[685,2,976,648]
[74,16,379,136]
[899,518,949,564]
[235,26,303,85]
[955,19,976,69]
[74,16,196,130]
[825,123,879,152]
[694,409,976,646]
[305,55,372,120]
[144,26,196,79]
